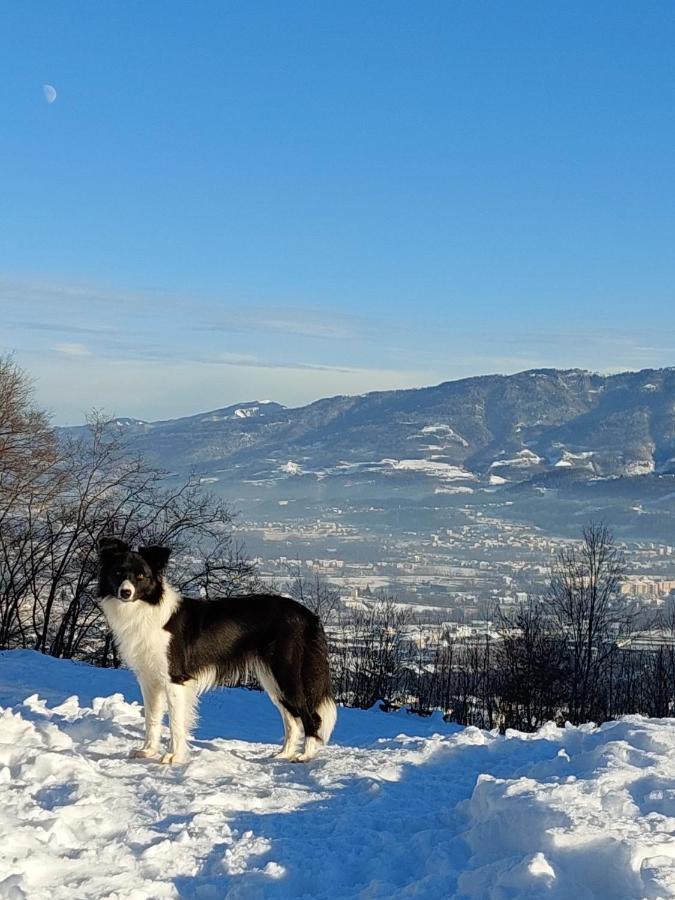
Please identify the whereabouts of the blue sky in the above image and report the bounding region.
[1,1,674,423]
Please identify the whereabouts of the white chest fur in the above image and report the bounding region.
[100,582,180,686]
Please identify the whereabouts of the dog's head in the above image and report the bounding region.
[97,536,171,605]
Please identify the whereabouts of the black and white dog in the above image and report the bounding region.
[97,537,336,764]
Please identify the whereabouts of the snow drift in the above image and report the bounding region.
[1,651,675,898]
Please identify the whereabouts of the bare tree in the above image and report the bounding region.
[330,597,410,708]
[283,565,341,621]
[0,355,63,524]
[495,600,567,732]
[544,522,628,724]
[0,357,64,648]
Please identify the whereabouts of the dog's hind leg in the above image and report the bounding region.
[294,703,328,762]
[296,699,337,761]
[277,706,303,760]
[161,680,197,765]
[130,679,165,759]
[295,621,337,762]
[265,659,323,762]
[255,663,303,759]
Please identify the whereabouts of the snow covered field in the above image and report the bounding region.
[2,651,675,899]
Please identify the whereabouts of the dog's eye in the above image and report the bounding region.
[137,573,145,580]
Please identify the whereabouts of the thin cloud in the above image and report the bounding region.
[21,353,436,424]
[86,345,391,375]
[1,276,374,343]
[8,320,116,336]
[52,343,91,358]
[195,307,369,341]
[487,327,675,353]
[0,276,140,309]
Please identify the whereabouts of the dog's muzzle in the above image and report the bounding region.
[117,580,136,602]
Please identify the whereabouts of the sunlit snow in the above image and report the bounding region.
[2,651,675,898]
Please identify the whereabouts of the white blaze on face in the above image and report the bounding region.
[117,579,136,601]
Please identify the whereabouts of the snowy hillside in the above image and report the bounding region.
[2,652,675,899]
[59,368,675,485]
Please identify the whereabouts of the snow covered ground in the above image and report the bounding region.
[2,652,675,899]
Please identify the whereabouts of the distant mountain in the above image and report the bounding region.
[61,368,675,491]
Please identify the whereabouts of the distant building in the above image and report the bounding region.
[619,578,675,598]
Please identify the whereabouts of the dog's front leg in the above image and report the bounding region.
[130,679,165,759]
[161,680,194,764]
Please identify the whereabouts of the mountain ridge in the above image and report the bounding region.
[61,366,675,489]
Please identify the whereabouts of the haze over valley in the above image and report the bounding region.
[63,366,675,619]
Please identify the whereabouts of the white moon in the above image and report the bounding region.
[43,84,57,104]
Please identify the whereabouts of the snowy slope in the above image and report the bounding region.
[2,652,675,899]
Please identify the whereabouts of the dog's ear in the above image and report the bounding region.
[97,536,129,557]
[138,545,172,573]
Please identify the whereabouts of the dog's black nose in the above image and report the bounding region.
[119,587,133,599]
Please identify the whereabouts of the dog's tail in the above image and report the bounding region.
[316,695,338,745]
[304,615,337,745]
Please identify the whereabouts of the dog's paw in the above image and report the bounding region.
[281,752,311,763]
[159,751,188,765]
[129,747,157,759]
[275,748,298,760]
[291,738,321,763]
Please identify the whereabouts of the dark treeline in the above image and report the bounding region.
[323,595,675,732]
[2,357,675,731]
[286,522,675,731]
